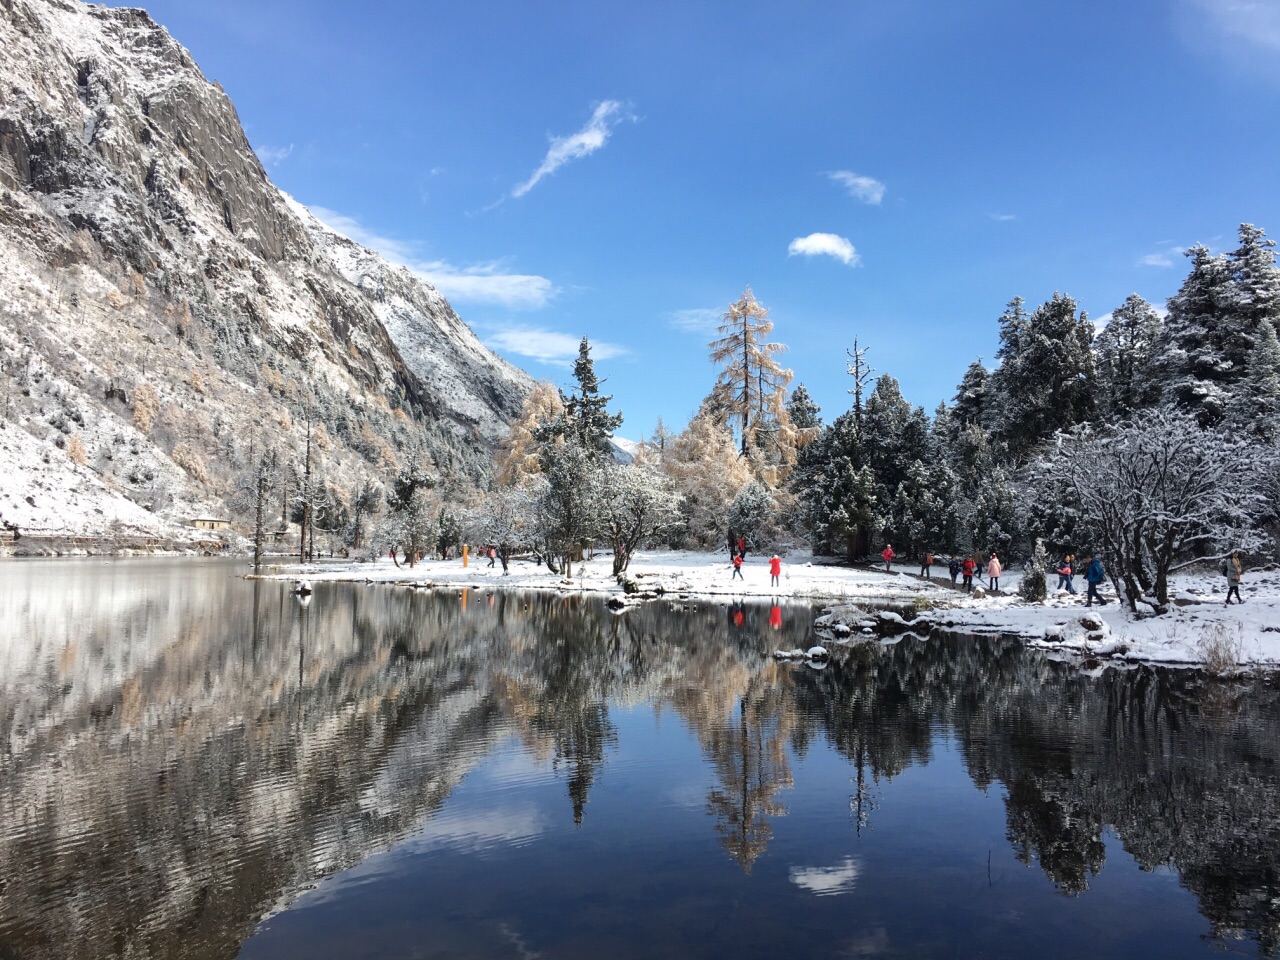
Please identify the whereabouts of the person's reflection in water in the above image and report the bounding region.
[728,602,746,630]
[769,604,782,631]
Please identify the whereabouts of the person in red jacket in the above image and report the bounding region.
[769,554,782,588]
[731,552,744,581]
[881,544,895,572]
[961,554,977,592]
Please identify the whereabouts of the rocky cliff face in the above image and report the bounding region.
[0,0,533,540]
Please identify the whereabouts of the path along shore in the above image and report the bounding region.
[262,549,1280,669]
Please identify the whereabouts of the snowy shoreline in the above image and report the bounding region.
[262,549,1280,670]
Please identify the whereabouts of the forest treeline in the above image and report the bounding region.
[246,223,1280,613]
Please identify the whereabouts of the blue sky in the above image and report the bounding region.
[117,0,1280,440]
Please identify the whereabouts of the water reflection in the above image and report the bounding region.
[0,559,1277,958]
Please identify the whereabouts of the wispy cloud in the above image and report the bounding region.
[789,858,861,896]
[306,205,554,309]
[987,212,1018,222]
[254,143,293,167]
[827,171,885,205]
[1139,243,1186,269]
[788,232,860,266]
[1180,0,1280,79]
[484,326,626,367]
[669,307,722,334]
[512,100,633,199]
[1187,0,1280,50]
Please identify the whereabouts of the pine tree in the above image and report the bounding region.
[1158,244,1236,421]
[951,360,990,434]
[560,337,623,458]
[990,292,1096,460]
[1225,224,1280,367]
[786,384,822,430]
[709,288,792,457]
[1225,318,1280,441]
[1094,294,1163,419]
[791,409,876,560]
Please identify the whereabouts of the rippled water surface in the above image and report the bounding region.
[2,558,1279,959]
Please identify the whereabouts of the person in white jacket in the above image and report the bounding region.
[987,553,1003,592]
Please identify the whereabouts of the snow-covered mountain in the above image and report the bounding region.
[0,0,534,541]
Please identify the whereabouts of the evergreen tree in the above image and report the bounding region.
[709,288,793,457]
[1225,318,1280,442]
[792,409,877,560]
[1158,244,1236,421]
[990,293,1096,460]
[863,376,930,525]
[1225,224,1280,367]
[786,384,822,430]
[1094,294,1163,419]
[559,337,623,458]
[951,360,991,434]
[725,481,775,555]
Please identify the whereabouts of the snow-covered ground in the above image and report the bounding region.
[264,550,1280,669]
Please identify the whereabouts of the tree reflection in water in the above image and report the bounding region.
[0,559,1277,958]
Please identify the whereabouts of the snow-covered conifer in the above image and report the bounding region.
[1158,244,1237,421]
[1225,318,1280,442]
[1018,539,1048,603]
[990,293,1096,461]
[1094,294,1163,419]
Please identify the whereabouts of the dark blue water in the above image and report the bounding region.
[0,559,1277,959]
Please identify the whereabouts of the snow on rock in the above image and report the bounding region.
[0,0,534,541]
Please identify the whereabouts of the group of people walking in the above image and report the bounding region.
[729,534,783,588]
[905,547,1004,593]
[1053,554,1107,604]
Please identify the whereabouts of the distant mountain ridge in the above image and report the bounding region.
[0,0,534,540]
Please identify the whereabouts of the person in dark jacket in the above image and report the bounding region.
[1084,554,1108,607]
[948,557,961,584]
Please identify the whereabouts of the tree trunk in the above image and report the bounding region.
[253,472,267,574]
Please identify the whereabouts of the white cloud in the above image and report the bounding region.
[828,171,886,205]
[669,308,723,334]
[417,262,555,309]
[1180,0,1280,80]
[1140,253,1174,268]
[306,205,554,309]
[484,326,627,367]
[512,100,633,198]
[988,212,1018,222]
[789,857,861,896]
[788,232,860,266]
[1188,0,1280,51]
[254,143,293,167]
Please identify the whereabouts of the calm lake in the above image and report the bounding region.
[1,558,1277,959]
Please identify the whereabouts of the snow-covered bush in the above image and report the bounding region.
[1019,538,1048,603]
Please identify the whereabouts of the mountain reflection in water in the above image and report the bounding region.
[0,558,1277,959]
